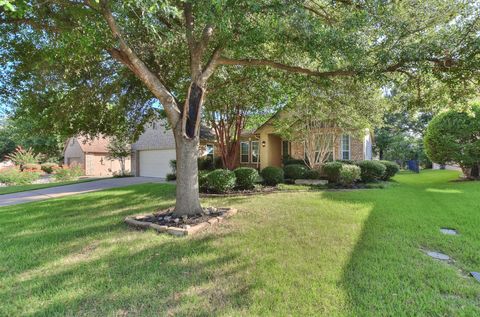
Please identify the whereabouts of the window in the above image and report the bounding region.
[341,134,350,160]
[240,142,250,163]
[205,144,214,160]
[251,141,260,163]
[282,140,290,157]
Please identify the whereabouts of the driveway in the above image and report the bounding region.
[0,177,166,207]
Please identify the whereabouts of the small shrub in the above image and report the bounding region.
[23,163,42,171]
[336,159,356,165]
[112,171,133,178]
[304,169,322,180]
[169,160,176,173]
[261,166,284,186]
[54,165,83,182]
[356,160,386,182]
[283,155,306,166]
[6,146,40,169]
[234,167,259,190]
[198,170,209,191]
[0,168,41,185]
[379,160,400,180]
[166,173,176,181]
[41,163,59,174]
[322,161,343,183]
[339,164,361,186]
[206,169,236,193]
[283,164,307,180]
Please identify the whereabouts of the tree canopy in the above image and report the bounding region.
[1,0,479,214]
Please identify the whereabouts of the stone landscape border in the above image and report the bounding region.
[124,207,237,236]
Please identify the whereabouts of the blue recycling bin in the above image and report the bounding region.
[407,160,420,173]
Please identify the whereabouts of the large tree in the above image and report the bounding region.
[1,0,478,215]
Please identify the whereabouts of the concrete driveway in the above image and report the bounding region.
[0,177,166,207]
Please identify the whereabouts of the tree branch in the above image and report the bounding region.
[217,57,356,77]
[99,0,181,127]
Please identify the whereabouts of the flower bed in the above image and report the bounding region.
[125,206,237,236]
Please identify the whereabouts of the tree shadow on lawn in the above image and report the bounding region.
[0,183,259,316]
[321,174,480,316]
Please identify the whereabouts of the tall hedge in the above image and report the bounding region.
[424,104,480,177]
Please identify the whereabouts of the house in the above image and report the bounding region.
[239,114,373,170]
[63,135,131,176]
[130,121,217,178]
[64,112,372,178]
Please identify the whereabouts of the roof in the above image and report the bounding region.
[63,135,112,154]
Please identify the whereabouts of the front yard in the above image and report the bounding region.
[1,170,479,315]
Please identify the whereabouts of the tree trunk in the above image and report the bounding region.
[173,126,203,216]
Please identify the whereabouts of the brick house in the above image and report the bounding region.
[63,135,131,176]
[239,114,373,170]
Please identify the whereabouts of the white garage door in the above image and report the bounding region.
[138,149,176,178]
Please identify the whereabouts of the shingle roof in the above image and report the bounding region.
[76,135,111,153]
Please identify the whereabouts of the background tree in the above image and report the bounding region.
[277,79,385,169]
[204,68,281,170]
[424,103,480,178]
[106,136,131,176]
[1,0,478,215]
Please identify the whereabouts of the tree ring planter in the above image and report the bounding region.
[124,207,237,237]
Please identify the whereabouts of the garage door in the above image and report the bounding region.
[138,149,176,178]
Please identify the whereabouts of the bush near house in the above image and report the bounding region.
[234,167,259,190]
[322,161,343,183]
[379,160,400,180]
[198,170,209,191]
[261,166,284,186]
[53,165,83,182]
[41,163,59,174]
[205,169,236,193]
[283,164,307,180]
[339,164,361,186]
[166,173,176,181]
[282,155,307,166]
[356,160,386,182]
[0,167,41,185]
[304,169,321,180]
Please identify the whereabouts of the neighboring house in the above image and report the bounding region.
[63,135,131,176]
[239,114,373,170]
[130,120,216,178]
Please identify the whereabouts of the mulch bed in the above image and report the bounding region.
[125,206,237,236]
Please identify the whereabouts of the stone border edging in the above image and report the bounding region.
[124,207,237,237]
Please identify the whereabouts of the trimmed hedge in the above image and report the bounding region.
[339,164,361,186]
[261,166,284,186]
[379,160,400,180]
[356,160,386,182]
[205,169,236,193]
[166,173,176,181]
[198,170,209,191]
[304,169,321,180]
[283,164,307,180]
[322,161,343,183]
[234,167,258,190]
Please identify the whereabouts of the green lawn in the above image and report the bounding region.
[1,170,480,316]
[0,178,104,195]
